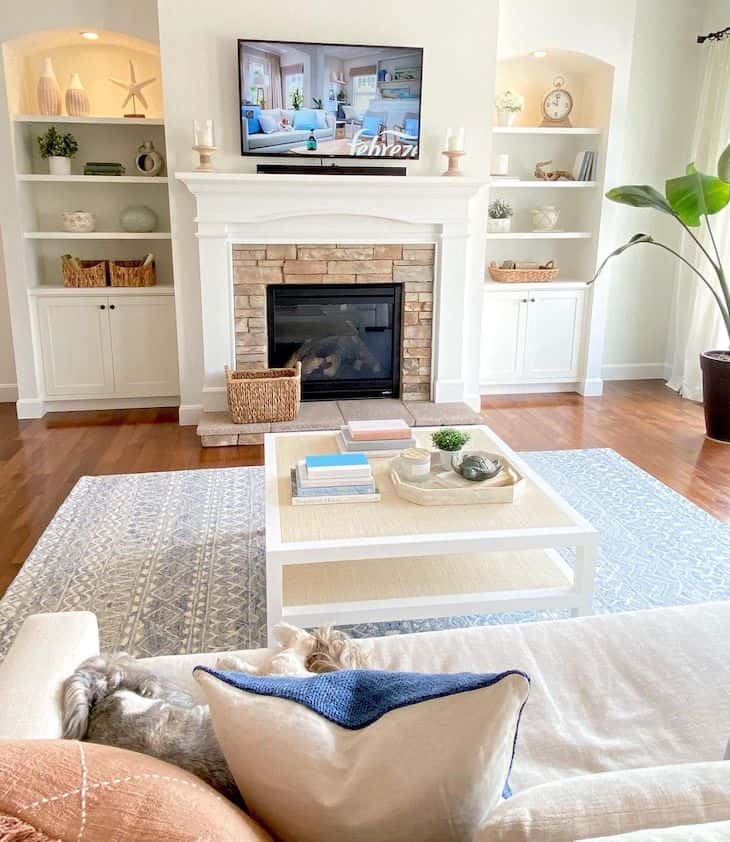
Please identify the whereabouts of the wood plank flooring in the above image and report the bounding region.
[1,381,728,598]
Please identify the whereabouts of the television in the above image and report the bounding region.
[238,39,423,160]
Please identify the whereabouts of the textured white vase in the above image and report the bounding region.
[37,57,61,115]
[48,156,71,175]
[496,110,517,127]
[487,217,511,234]
[65,73,90,117]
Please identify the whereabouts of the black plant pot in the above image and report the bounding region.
[700,351,730,442]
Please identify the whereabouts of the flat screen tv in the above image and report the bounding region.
[238,39,423,160]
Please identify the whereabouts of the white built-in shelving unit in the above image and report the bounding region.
[482,50,614,395]
[1,29,179,417]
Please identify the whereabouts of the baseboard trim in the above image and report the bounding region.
[179,404,204,426]
[0,383,18,403]
[577,378,604,397]
[602,363,669,381]
[480,382,579,395]
[16,398,45,419]
[43,396,180,413]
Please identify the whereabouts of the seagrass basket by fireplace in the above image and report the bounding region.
[225,362,301,424]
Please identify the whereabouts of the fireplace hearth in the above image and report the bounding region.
[268,284,402,400]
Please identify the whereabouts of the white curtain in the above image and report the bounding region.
[668,39,730,401]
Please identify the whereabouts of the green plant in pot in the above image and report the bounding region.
[291,88,303,110]
[431,428,470,469]
[37,126,78,176]
[590,141,730,442]
[488,199,513,234]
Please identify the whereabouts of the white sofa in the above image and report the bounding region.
[1,602,729,840]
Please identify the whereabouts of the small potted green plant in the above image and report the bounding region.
[291,88,303,110]
[495,89,524,127]
[431,427,470,469]
[488,199,513,234]
[37,126,79,175]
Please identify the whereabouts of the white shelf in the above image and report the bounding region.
[17,175,169,184]
[29,286,174,296]
[24,232,172,240]
[13,115,164,126]
[493,126,601,135]
[490,180,597,188]
[486,231,593,240]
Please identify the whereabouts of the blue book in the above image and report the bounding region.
[305,453,368,470]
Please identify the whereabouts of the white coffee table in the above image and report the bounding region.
[264,425,598,643]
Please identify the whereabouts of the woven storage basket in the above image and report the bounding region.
[109,259,157,287]
[488,261,559,283]
[225,362,301,424]
[61,256,108,288]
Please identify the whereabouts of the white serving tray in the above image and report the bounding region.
[390,451,524,505]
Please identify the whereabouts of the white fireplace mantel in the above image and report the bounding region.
[176,172,489,415]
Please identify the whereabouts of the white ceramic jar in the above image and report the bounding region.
[398,447,432,483]
[531,205,560,231]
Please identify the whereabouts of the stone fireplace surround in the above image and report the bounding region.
[233,242,435,401]
[176,172,489,426]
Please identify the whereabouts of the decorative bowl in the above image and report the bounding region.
[451,450,502,482]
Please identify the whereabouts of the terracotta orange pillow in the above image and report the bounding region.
[0,739,273,841]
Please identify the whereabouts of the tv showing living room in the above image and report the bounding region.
[238,40,423,159]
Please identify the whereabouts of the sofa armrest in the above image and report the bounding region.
[0,612,99,739]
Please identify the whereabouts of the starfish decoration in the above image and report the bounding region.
[108,60,156,115]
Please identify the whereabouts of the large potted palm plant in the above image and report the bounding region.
[590,142,730,441]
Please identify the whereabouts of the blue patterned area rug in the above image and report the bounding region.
[1,449,729,660]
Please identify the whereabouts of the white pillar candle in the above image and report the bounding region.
[194,119,215,147]
[455,127,465,151]
[493,153,509,175]
[445,127,453,150]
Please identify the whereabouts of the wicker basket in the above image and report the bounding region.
[109,258,157,287]
[225,363,301,424]
[488,260,559,283]
[61,255,108,288]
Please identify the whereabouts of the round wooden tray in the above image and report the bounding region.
[389,451,524,505]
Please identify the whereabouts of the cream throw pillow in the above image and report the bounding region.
[195,667,531,842]
[478,761,730,841]
[585,820,730,841]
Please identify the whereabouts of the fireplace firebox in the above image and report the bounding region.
[267,284,402,401]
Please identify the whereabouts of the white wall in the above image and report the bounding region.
[601,0,705,379]
[157,0,499,421]
[0,0,160,410]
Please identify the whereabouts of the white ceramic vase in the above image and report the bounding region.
[62,211,96,233]
[531,205,560,231]
[497,110,517,127]
[37,57,61,116]
[48,156,71,175]
[65,73,90,117]
[487,217,511,234]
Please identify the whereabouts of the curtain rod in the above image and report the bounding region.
[697,26,730,44]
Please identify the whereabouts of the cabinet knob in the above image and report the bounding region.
[99,304,106,310]
[521,298,528,303]
[530,298,536,303]
[109,304,116,310]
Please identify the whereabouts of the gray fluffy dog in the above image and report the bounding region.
[62,624,370,804]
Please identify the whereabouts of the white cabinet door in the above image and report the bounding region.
[108,295,179,396]
[523,289,585,381]
[480,290,527,383]
[37,296,114,396]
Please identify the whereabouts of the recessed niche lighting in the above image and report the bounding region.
[80,31,100,40]
[532,50,548,58]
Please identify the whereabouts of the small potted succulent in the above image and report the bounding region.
[495,89,524,127]
[431,427,470,469]
[37,126,78,175]
[488,199,513,234]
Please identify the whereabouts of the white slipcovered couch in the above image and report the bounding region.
[1,602,729,840]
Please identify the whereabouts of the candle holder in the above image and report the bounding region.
[193,145,216,172]
[441,149,465,177]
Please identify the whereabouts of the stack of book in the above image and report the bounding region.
[290,453,380,506]
[336,419,416,458]
[572,150,596,182]
[83,161,126,176]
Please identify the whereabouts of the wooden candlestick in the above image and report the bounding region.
[193,145,216,172]
[441,150,465,177]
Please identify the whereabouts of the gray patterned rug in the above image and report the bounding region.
[1,449,729,661]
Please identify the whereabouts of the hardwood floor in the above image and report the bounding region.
[1,380,728,598]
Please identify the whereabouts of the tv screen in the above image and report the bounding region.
[238,39,423,160]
